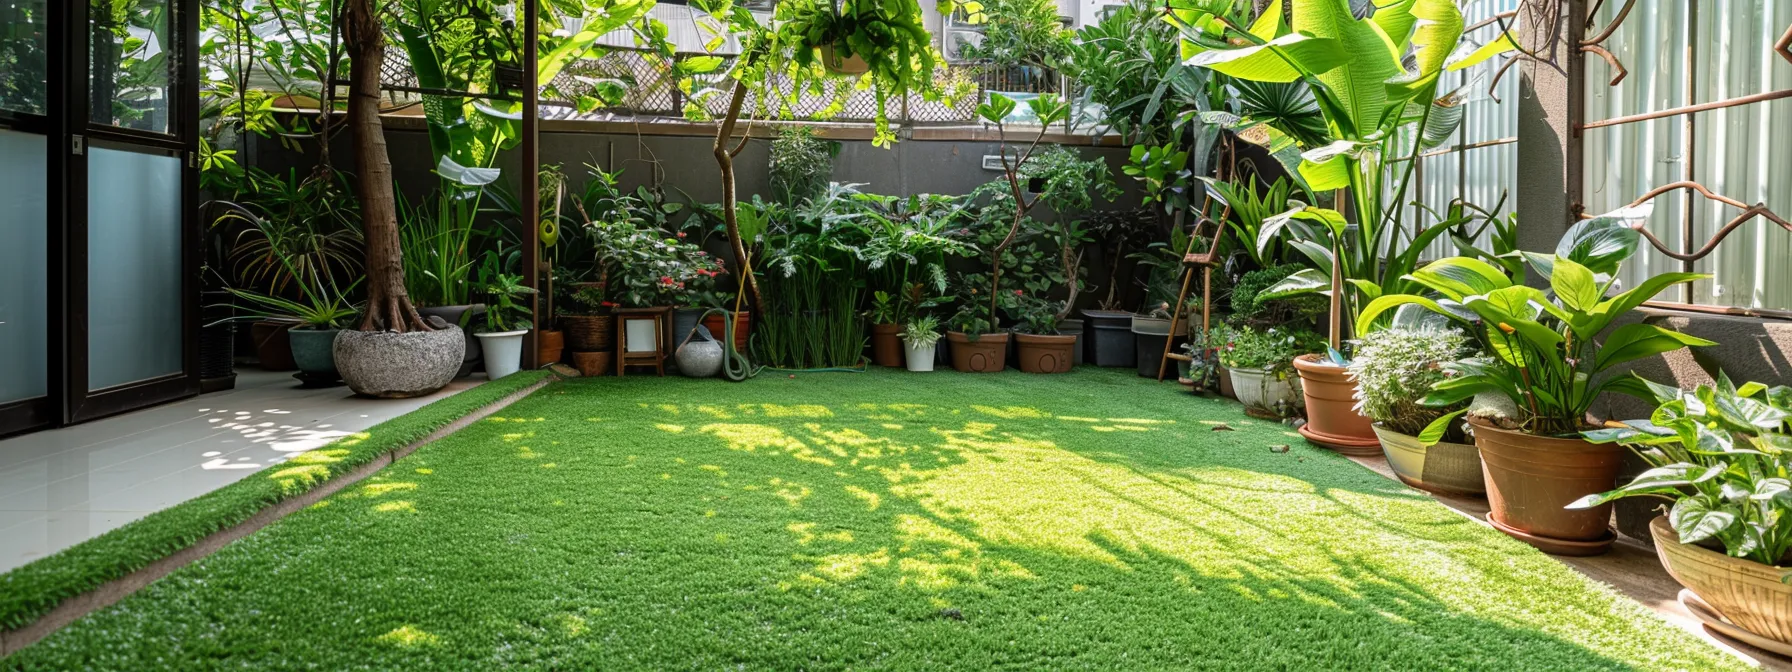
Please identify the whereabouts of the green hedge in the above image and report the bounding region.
[0,371,554,631]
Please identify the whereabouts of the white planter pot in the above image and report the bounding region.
[904,341,937,372]
[475,330,529,380]
[1228,366,1302,416]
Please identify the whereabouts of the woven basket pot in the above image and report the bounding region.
[1652,516,1792,646]
[562,314,614,352]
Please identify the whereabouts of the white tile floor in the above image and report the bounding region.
[0,370,482,573]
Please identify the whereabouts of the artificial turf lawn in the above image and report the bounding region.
[3,368,1745,670]
[0,371,553,631]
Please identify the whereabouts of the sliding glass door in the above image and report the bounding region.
[0,0,57,437]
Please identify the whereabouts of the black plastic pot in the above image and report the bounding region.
[1082,309,1134,367]
[1132,315,1175,378]
[1059,318,1085,366]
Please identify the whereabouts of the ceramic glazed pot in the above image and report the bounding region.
[1471,417,1621,555]
[1371,424,1485,496]
[476,330,529,380]
[571,351,612,377]
[1292,354,1380,456]
[562,314,614,352]
[947,331,1009,373]
[288,327,342,382]
[334,327,464,398]
[701,311,751,351]
[251,320,297,371]
[538,330,565,364]
[871,323,904,367]
[1081,309,1135,367]
[1652,516,1792,649]
[1015,333,1075,374]
[904,341,937,372]
[1228,366,1301,419]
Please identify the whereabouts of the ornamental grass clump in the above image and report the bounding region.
[1347,328,1468,437]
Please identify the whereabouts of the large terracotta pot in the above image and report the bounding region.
[1471,417,1622,555]
[1228,366,1301,419]
[562,314,614,351]
[947,331,1009,373]
[1292,354,1380,456]
[1015,333,1075,374]
[870,323,904,367]
[1372,424,1485,496]
[701,311,751,351]
[1652,516,1792,648]
[251,320,297,371]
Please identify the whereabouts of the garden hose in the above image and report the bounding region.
[713,266,761,382]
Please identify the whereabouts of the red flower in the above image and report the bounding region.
[677,231,688,239]
[1014,290,1024,296]
[602,301,618,308]
[660,276,674,284]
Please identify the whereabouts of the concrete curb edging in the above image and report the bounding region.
[0,375,557,657]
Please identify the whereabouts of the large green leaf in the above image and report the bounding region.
[1445,29,1517,71]
[1595,323,1716,372]
[1259,268,1333,300]
[1292,0,1402,137]
[1370,0,1421,50]
[1550,256,1601,313]
[1596,272,1710,320]
[1384,0,1463,106]
[1298,156,1352,190]
[1408,257,1512,300]
[1670,496,1736,545]
[1183,33,1350,84]
[1558,208,1646,275]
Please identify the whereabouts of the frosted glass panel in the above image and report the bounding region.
[0,130,47,404]
[88,146,183,390]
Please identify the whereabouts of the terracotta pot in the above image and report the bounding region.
[1471,416,1622,555]
[947,331,1009,373]
[1372,424,1485,496]
[701,311,751,351]
[562,314,614,352]
[251,320,297,371]
[571,350,613,377]
[1015,333,1075,374]
[1292,354,1380,456]
[870,323,904,367]
[1652,516,1792,647]
[538,330,565,364]
[1228,366,1300,419]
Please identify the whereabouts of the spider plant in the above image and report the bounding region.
[210,167,363,296]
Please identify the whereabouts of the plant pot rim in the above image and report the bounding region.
[1080,309,1133,318]
[1014,332,1075,343]
[290,325,342,332]
[1370,422,1477,448]
[475,329,531,338]
[1467,415,1600,446]
[1652,516,1788,575]
[903,338,940,347]
[947,331,1011,342]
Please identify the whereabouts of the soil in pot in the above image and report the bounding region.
[701,311,751,351]
[562,314,614,352]
[870,323,904,367]
[538,330,565,364]
[1016,333,1075,373]
[571,351,613,377]
[288,327,343,386]
[1652,516,1792,650]
[1081,310,1135,367]
[1471,416,1621,555]
[251,320,297,371]
[1293,354,1380,456]
[1372,424,1485,496]
[947,332,1009,373]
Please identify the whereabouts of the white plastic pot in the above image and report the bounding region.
[1228,365,1302,416]
[904,340,937,372]
[476,330,529,380]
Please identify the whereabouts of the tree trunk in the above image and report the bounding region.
[712,80,762,313]
[345,0,429,333]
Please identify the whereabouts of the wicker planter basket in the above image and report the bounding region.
[562,314,614,352]
[1652,516,1792,647]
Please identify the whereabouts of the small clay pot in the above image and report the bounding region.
[947,331,1009,373]
[870,323,904,367]
[1292,353,1380,456]
[538,329,565,364]
[1472,416,1622,555]
[1015,333,1075,374]
[701,311,751,351]
[571,350,613,377]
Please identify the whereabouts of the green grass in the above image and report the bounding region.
[0,371,553,632]
[3,368,1744,670]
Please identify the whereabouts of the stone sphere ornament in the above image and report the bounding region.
[676,326,724,378]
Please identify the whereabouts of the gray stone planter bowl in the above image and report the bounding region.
[334,327,466,398]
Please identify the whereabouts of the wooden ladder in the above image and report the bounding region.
[1155,211,1228,382]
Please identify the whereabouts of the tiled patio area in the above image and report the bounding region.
[0,371,482,572]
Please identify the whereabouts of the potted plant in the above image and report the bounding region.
[221,276,361,386]
[946,303,1008,373]
[1572,377,1792,647]
[1347,327,1483,495]
[900,315,942,373]
[559,281,615,375]
[1080,211,1155,367]
[1220,325,1322,419]
[469,253,537,380]
[1367,213,1712,554]
[1011,295,1074,374]
[866,291,905,367]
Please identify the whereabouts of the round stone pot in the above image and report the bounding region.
[1652,516,1792,649]
[1228,366,1301,419]
[1081,309,1135,367]
[288,327,342,383]
[870,323,904,367]
[1372,424,1485,496]
[904,340,937,372]
[1015,333,1075,374]
[334,327,466,398]
[1471,416,1621,556]
[947,331,1009,373]
[417,305,484,378]
[668,308,706,373]
[676,329,724,378]
[476,329,529,381]
[1293,354,1381,456]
